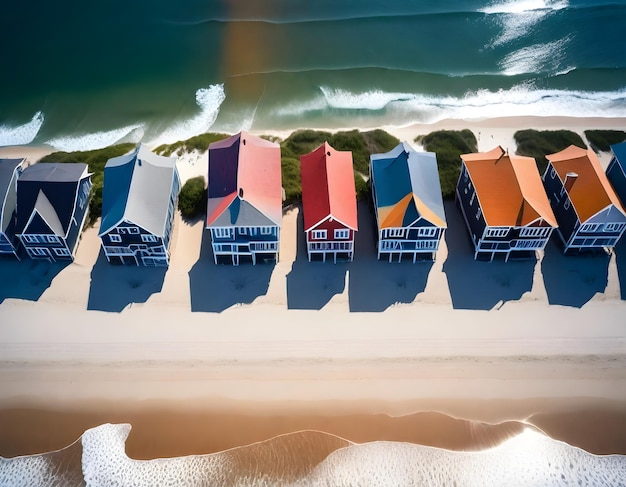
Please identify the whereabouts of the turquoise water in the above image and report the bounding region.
[1,0,625,149]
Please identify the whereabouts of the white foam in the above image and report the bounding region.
[319,87,412,111]
[45,124,145,152]
[298,85,626,125]
[82,423,227,486]
[0,111,44,147]
[0,455,54,487]
[300,428,626,486]
[500,38,571,75]
[481,0,568,15]
[149,84,226,146]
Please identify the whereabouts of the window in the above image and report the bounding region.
[486,228,508,238]
[386,228,405,238]
[29,248,48,256]
[151,246,166,255]
[260,227,273,235]
[560,185,566,197]
[128,227,139,234]
[110,234,122,243]
[604,223,625,233]
[550,167,556,179]
[46,235,59,243]
[214,228,234,239]
[475,207,482,220]
[512,240,539,249]
[564,199,570,211]
[53,248,70,256]
[520,227,550,238]
[580,223,602,233]
[312,230,327,240]
[142,234,158,243]
[334,229,350,239]
[23,235,38,244]
[417,227,437,237]
[469,190,476,206]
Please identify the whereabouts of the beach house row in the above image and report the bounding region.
[2,139,625,265]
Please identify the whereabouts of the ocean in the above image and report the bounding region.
[1,424,626,486]
[1,0,625,150]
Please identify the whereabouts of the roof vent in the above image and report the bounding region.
[242,139,246,145]
[327,151,331,157]
[239,188,244,198]
[564,172,578,192]
[138,159,142,166]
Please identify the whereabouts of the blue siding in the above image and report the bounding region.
[456,164,486,246]
[543,163,579,243]
[103,221,168,266]
[607,156,626,207]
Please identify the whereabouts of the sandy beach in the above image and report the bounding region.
[1,116,626,463]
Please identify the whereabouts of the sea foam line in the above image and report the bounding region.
[0,111,44,147]
[45,124,145,152]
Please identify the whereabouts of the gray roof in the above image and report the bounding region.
[19,162,87,182]
[99,145,178,237]
[0,158,23,232]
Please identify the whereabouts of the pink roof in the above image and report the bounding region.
[206,131,282,227]
[300,142,358,232]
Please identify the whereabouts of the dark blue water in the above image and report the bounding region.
[1,0,625,149]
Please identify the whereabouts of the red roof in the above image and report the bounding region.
[300,142,358,232]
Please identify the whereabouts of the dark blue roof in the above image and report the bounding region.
[0,158,23,201]
[16,163,88,236]
[611,141,626,166]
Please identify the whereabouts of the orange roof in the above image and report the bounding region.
[546,145,626,222]
[461,146,557,227]
[301,142,358,231]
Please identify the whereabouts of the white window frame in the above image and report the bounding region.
[469,190,476,206]
[260,226,273,235]
[334,229,350,239]
[312,229,327,240]
[53,247,70,257]
[581,223,602,233]
[109,234,122,243]
[30,247,48,256]
[604,223,625,233]
[141,234,158,243]
[520,227,549,238]
[550,167,556,179]
[564,199,570,211]
[386,228,405,238]
[45,235,59,243]
[560,185,566,197]
[486,228,508,238]
[128,227,140,234]
[214,228,234,239]
[23,235,38,244]
[417,227,437,238]
[475,207,482,220]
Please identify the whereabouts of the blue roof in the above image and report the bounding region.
[611,141,626,166]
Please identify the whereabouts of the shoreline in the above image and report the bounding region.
[1,115,625,463]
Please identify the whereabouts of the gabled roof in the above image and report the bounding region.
[0,158,23,231]
[611,141,626,167]
[371,142,446,229]
[206,131,282,227]
[462,146,557,227]
[546,145,626,222]
[300,142,357,232]
[99,145,179,237]
[16,163,90,236]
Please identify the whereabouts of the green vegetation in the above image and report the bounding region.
[514,129,585,173]
[178,176,207,220]
[39,143,136,225]
[281,157,302,205]
[155,133,230,156]
[416,129,478,199]
[584,130,626,153]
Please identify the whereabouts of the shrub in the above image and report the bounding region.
[354,172,370,202]
[514,129,585,173]
[584,130,626,153]
[417,129,478,199]
[178,176,207,220]
[281,157,302,205]
[155,133,230,156]
[39,143,136,225]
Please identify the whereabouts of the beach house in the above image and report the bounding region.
[15,163,92,262]
[370,142,446,262]
[98,145,180,266]
[300,142,358,263]
[606,141,626,207]
[457,146,557,261]
[0,158,24,258]
[206,131,282,265]
[543,145,626,253]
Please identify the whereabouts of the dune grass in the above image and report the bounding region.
[584,130,626,153]
[514,129,585,173]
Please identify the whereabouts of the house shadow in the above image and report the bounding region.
[188,230,275,312]
[87,250,167,312]
[0,256,68,303]
[442,201,535,310]
[541,239,610,308]
[348,201,433,312]
[286,209,348,310]
[616,238,626,300]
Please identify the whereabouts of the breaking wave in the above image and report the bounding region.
[148,84,226,146]
[2,423,624,486]
[499,38,572,76]
[0,112,44,147]
[45,124,145,152]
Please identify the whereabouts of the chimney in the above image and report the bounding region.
[564,172,578,192]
